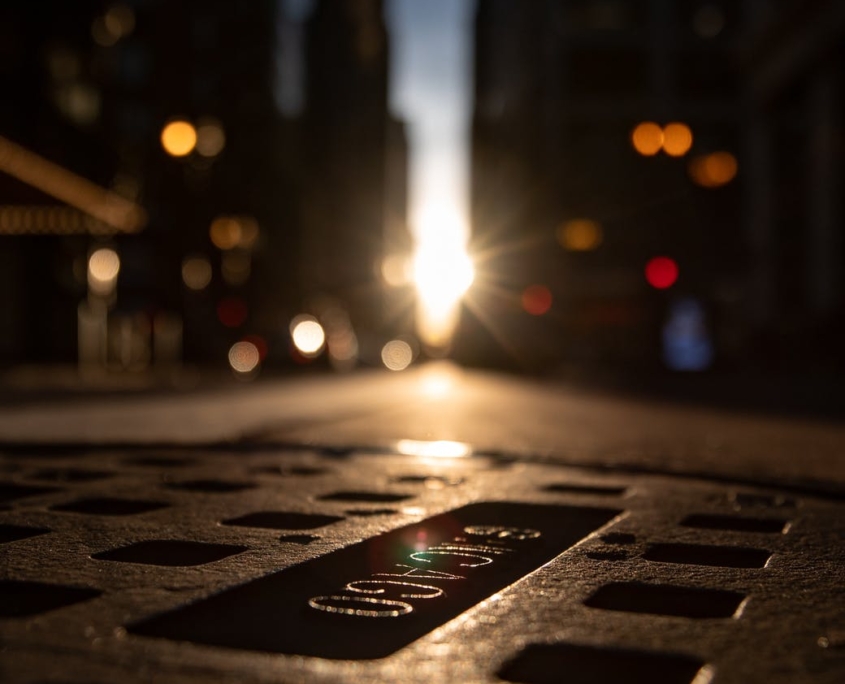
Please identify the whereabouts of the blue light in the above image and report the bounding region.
[662,297,714,371]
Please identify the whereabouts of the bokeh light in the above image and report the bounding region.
[522,284,553,316]
[662,122,693,157]
[221,251,251,286]
[645,256,679,289]
[381,339,414,371]
[209,216,258,251]
[290,315,326,357]
[663,297,714,371]
[558,218,603,251]
[181,255,212,291]
[217,297,248,328]
[160,120,197,157]
[91,5,135,48]
[107,4,134,35]
[688,151,738,188]
[237,217,260,249]
[209,217,241,250]
[631,122,664,156]
[321,307,359,370]
[195,118,226,157]
[228,341,260,375]
[88,247,120,294]
[381,254,412,287]
[693,4,725,38]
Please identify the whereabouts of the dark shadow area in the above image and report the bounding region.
[643,542,771,568]
[680,513,788,534]
[92,540,246,566]
[0,524,50,544]
[585,581,746,618]
[0,580,100,618]
[498,642,706,684]
[221,511,343,531]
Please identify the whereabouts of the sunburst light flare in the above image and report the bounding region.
[411,203,474,350]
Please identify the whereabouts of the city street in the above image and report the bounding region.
[2,363,843,489]
[2,365,844,683]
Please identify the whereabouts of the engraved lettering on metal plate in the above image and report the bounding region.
[130,502,621,659]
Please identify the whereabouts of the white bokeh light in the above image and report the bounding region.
[381,339,414,371]
[290,315,326,357]
[228,341,260,374]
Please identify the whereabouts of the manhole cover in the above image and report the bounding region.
[0,445,843,683]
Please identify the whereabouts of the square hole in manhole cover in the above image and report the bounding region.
[317,491,412,503]
[28,469,112,483]
[544,483,627,496]
[51,498,168,516]
[126,456,195,468]
[165,480,255,493]
[0,580,100,618]
[600,533,636,545]
[92,540,247,566]
[279,534,319,544]
[0,484,58,503]
[498,642,707,684]
[222,511,344,530]
[585,582,746,619]
[643,543,771,568]
[680,513,787,534]
[345,508,397,516]
[732,492,797,509]
[0,524,50,544]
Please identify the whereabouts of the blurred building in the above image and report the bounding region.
[743,0,845,367]
[0,0,409,374]
[0,0,118,363]
[302,0,410,362]
[460,0,842,368]
[0,0,291,369]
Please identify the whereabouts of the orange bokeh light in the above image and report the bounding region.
[689,151,738,188]
[209,217,241,250]
[558,218,603,252]
[662,122,693,157]
[631,122,664,156]
[160,120,197,157]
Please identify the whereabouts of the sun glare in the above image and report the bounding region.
[396,439,472,459]
[411,204,474,349]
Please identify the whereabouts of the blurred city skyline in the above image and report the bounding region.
[0,0,842,381]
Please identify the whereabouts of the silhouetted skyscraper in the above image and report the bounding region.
[742,0,845,365]
[302,0,406,352]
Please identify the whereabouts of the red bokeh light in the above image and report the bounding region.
[645,257,679,289]
[522,285,553,316]
[217,297,248,328]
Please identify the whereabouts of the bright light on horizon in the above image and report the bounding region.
[387,1,474,350]
[411,203,474,348]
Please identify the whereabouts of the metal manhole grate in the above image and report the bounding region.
[0,445,843,683]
